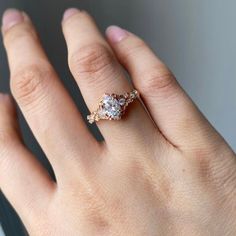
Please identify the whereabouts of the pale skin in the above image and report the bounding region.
[0,7,236,236]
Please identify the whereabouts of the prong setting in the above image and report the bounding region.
[87,90,139,124]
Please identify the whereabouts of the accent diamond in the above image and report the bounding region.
[118,98,126,106]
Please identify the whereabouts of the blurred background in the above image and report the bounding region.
[0,0,235,235]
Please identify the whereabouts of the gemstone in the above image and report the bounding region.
[98,109,106,118]
[87,115,94,124]
[118,98,126,106]
[101,95,122,119]
[130,91,136,99]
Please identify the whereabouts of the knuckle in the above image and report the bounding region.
[69,43,116,83]
[120,38,147,62]
[195,146,235,177]
[10,64,52,107]
[140,67,176,95]
[119,38,178,96]
[191,148,236,202]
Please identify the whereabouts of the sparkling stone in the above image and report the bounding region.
[131,90,138,99]
[98,109,106,118]
[118,98,126,106]
[102,95,122,119]
[87,115,94,124]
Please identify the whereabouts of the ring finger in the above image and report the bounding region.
[62,8,160,149]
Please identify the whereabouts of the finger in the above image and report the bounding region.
[106,26,221,149]
[62,9,161,149]
[0,94,54,225]
[2,9,99,181]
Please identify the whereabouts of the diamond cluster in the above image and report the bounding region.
[99,95,126,120]
[87,90,139,124]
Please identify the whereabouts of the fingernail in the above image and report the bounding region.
[2,9,24,32]
[106,25,128,43]
[63,8,80,21]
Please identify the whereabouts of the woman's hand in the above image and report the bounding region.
[0,8,236,236]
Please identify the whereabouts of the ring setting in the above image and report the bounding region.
[87,90,139,124]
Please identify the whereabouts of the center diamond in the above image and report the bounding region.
[101,95,122,119]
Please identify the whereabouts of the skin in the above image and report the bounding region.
[0,7,236,236]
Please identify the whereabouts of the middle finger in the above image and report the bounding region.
[62,8,158,149]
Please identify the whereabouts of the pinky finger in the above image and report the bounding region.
[0,94,54,228]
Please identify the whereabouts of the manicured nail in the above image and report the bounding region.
[2,9,24,32]
[63,8,80,21]
[106,25,129,43]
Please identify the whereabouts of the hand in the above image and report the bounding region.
[0,8,235,236]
